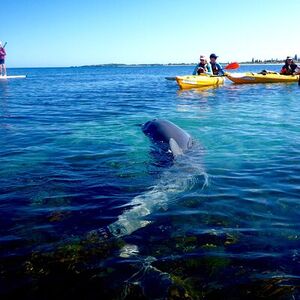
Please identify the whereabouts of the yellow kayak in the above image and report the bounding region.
[226,72,300,84]
[176,74,225,89]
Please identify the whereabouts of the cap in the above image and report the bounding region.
[200,55,207,60]
[210,53,218,59]
[286,56,293,60]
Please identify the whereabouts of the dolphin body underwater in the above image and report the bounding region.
[103,119,208,239]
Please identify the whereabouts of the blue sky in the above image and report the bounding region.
[2,0,300,67]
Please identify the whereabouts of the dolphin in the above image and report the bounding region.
[98,119,207,239]
[90,119,208,298]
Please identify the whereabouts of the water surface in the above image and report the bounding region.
[1,65,300,299]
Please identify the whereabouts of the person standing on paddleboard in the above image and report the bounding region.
[0,42,7,76]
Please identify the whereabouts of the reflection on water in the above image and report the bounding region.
[0,81,14,131]
[1,65,300,299]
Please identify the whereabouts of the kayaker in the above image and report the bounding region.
[0,41,7,76]
[193,55,212,75]
[209,53,224,76]
[280,56,298,75]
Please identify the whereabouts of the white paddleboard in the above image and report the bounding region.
[0,75,26,80]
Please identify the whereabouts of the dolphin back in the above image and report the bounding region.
[141,119,192,156]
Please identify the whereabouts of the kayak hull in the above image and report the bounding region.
[0,75,26,80]
[176,75,225,89]
[226,72,299,84]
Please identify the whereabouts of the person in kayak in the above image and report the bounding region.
[0,42,7,76]
[193,55,212,75]
[209,53,224,75]
[280,56,298,75]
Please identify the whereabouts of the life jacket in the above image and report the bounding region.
[0,47,6,59]
[281,63,297,75]
[211,62,219,75]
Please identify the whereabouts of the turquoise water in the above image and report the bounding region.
[1,65,300,299]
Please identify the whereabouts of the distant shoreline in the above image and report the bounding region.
[9,62,298,69]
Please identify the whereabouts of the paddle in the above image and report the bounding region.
[3,42,7,48]
[224,62,240,70]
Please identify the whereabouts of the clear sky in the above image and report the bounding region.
[1,0,300,67]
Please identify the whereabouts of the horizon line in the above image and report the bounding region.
[7,61,292,69]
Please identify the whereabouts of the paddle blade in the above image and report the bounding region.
[225,62,240,70]
[165,76,177,81]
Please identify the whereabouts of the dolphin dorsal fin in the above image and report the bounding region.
[169,138,183,157]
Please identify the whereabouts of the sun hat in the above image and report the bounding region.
[210,53,218,59]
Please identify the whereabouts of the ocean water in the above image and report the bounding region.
[1,65,300,299]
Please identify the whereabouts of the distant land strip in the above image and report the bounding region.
[74,60,299,68]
